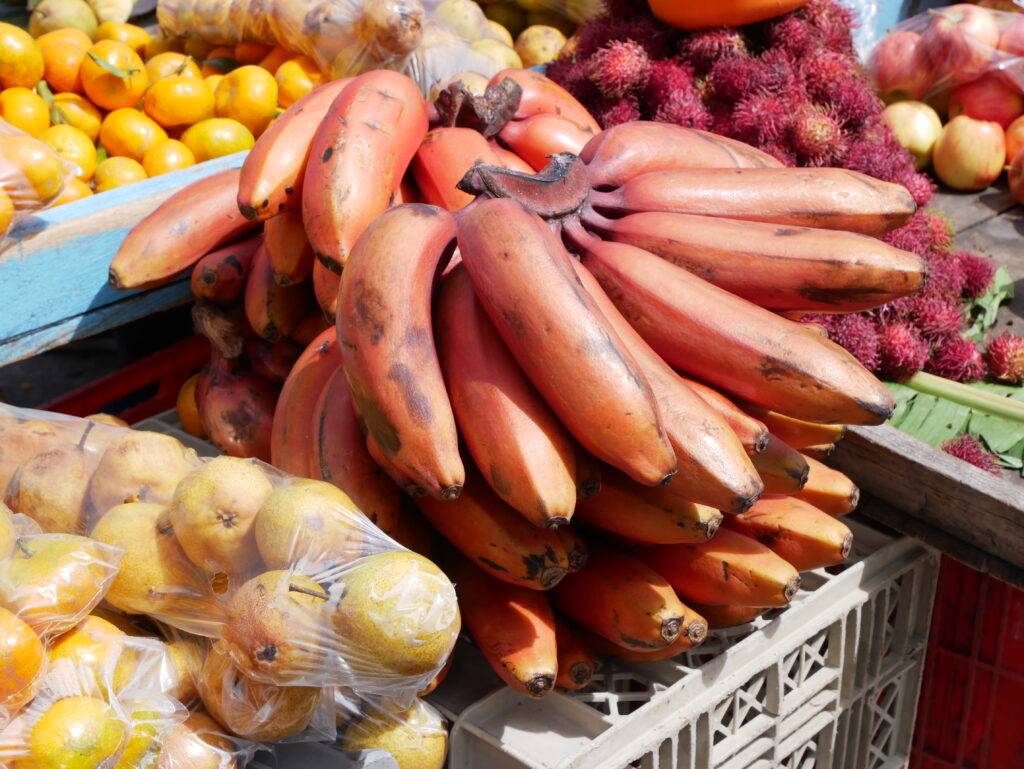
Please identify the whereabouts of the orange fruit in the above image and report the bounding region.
[142,138,195,176]
[203,73,224,94]
[214,65,277,136]
[234,41,274,64]
[144,52,201,83]
[0,87,50,137]
[180,117,254,161]
[177,374,206,437]
[258,46,291,75]
[81,40,148,111]
[51,92,102,142]
[39,124,96,181]
[275,56,321,108]
[37,35,88,94]
[37,28,93,50]
[94,22,151,56]
[51,176,93,206]
[0,134,66,208]
[143,74,213,128]
[94,156,146,191]
[0,22,44,90]
[0,606,44,717]
[0,187,12,237]
[200,46,236,77]
[27,696,127,769]
[99,108,167,162]
[144,32,183,60]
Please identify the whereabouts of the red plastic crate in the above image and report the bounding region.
[42,335,209,424]
[910,556,1024,769]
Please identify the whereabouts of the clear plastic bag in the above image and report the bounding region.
[868,3,1024,101]
[155,0,513,94]
[0,119,74,243]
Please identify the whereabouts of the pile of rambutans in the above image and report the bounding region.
[549,0,1022,391]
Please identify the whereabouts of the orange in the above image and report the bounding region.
[234,42,274,64]
[51,176,93,206]
[144,52,201,83]
[275,56,322,108]
[0,187,12,237]
[94,22,151,56]
[180,117,254,161]
[143,74,213,128]
[258,46,291,75]
[203,74,224,94]
[37,28,93,50]
[37,36,87,95]
[142,138,194,176]
[144,32,183,60]
[0,606,44,717]
[0,134,66,208]
[214,65,277,136]
[81,40,148,111]
[201,46,236,77]
[0,87,50,137]
[94,156,146,191]
[39,124,96,181]
[99,108,167,162]
[27,696,127,769]
[0,22,44,90]
[176,373,206,437]
[51,92,102,142]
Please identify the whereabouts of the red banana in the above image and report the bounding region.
[244,240,314,342]
[489,68,600,134]
[190,236,260,305]
[498,114,596,171]
[413,127,503,211]
[265,209,315,286]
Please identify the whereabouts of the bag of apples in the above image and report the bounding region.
[0,403,460,760]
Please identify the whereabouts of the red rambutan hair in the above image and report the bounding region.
[679,28,748,73]
[826,313,881,370]
[985,333,1024,384]
[958,252,996,299]
[908,294,964,339]
[707,55,770,104]
[877,321,930,381]
[926,336,986,382]
[587,39,651,98]
[732,92,792,145]
[941,435,1001,475]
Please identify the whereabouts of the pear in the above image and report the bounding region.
[28,0,99,38]
[223,570,330,685]
[25,696,127,769]
[198,641,322,742]
[88,432,198,517]
[5,442,96,534]
[169,457,273,575]
[164,635,206,705]
[0,605,45,718]
[0,502,15,559]
[332,551,460,682]
[0,533,120,638]
[86,414,129,428]
[154,711,236,769]
[111,698,183,769]
[89,606,157,637]
[340,699,448,769]
[0,419,66,494]
[90,503,224,632]
[254,478,369,571]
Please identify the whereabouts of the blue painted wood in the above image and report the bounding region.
[0,151,247,367]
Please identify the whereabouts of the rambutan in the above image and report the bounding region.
[985,333,1024,384]
[732,93,792,145]
[826,314,880,370]
[588,39,651,99]
[900,169,935,208]
[908,294,964,339]
[758,49,804,96]
[789,104,845,165]
[544,56,599,105]
[958,252,996,299]
[923,211,954,253]
[766,15,816,58]
[820,74,882,128]
[842,138,913,187]
[643,59,695,108]
[877,322,930,381]
[601,0,649,19]
[799,0,856,55]
[926,336,986,382]
[941,435,1001,475]
[707,55,770,104]
[872,296,914,325]
[800,49,855,102]
[759,142,797,167]
[596,94,642,126]
[573,16,672,60]
[923,252,966,300]
[653,89,711,129]
[679,28,748,73]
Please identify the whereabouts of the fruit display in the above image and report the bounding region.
[0,404,459,768]
[0,116,74,241]
[102,67,924,709]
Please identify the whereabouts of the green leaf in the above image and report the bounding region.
[96,147,108,164]
[965,265,1013,341]
[202,56,241,74]
[893,393,972,447]
[87,52,141,80]
[968,410,1024,453]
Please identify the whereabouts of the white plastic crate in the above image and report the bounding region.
[140,410,938,769]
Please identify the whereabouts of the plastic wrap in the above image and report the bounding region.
[868,3,1024,101]
[0,119,73,243]
[155,0,515,94]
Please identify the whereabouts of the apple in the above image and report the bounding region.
[922,4,999,86]
[1008,147,1024,203]
[882,101,944,170]
[948,73,1024,128]
[1005,114,1024,164]
[871,31,934,102]
[999,14,1024,56]
[933,115,1006,190]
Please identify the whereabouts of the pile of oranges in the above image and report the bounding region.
[0,19,320,213]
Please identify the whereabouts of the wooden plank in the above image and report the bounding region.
[831,424,1024,573]
[930,185,1017,236]
[0,152,246,366]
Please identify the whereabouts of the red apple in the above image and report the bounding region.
[1005,114,1024,164]
[871,30,935,102]
[999,14,1024,56]
[933,115,1006,190]
[1008,147,1024,203]
[948,73,1024,128]
[922,4,1000,86]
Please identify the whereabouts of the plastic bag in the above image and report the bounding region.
[868,2,1024,101]
[0,119,73,243]
[155,0,512,94]
[338,696,448,769]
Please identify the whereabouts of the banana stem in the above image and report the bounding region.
[904,371,1024,422]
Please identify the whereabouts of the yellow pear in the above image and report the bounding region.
[0,605,45,718]
[88,432,197,516]
[164,635,206,705]
[254,478,368,570]
[0,501,15,558]
[90,503,224,631]
[26,696,128,769]
[169,457,273,575]
[223,570,330,684]
[0,533,119,638]
[198,642,322,742]
[332,551,460,681]
[153,711,236,769]
[5,443,96,534]
[0,418,66,494]
[89,606,157,637]
[340,699,448,769]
